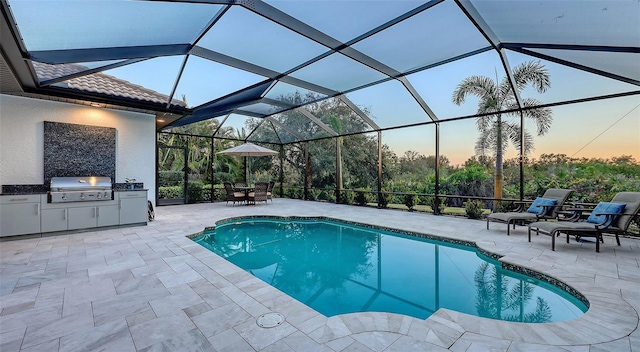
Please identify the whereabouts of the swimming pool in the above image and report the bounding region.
[192,217,587,323]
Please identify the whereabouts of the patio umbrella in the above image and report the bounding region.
[217,143,278,182]
[217,143,278,157]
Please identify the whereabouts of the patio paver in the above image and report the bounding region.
[1,199,638,351]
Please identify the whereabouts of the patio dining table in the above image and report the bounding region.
[233,185,255,193]
[233,185,255,205]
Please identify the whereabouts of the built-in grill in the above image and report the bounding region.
[49,176,113,203]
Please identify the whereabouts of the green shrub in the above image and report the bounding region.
[212,184,225,201]
[355,190,368,206]
[317,190,330,201]
[187,180,204,203]
[494,200,513,213]
[425,196,442,212]
[158,185,182,199]
[416,194,431,206]
[284,187,303,199]
[159,182,212,203]
[403,194,417,211]
[464,199,485,219]
[338,190,354,205]
[201,184,213,202]
[346,190,355,204]
[379,193,389,208]
[390,194,401,205]
[158,170,184,187]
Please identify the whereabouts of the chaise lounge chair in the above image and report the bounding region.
[486,188,573,235]
[528,192,640,252]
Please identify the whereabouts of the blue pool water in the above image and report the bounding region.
[192,217,587,323]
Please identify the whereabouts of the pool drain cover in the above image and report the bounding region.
[256,312,285,328]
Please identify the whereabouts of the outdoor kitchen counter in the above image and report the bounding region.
[1,184,48,195]
[1,194,45,237]
[1,190,148,238]
[0,190,147,195]
[0,191,47,195]
[2,183,147,194]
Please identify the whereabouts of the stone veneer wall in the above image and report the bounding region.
[44,121,116,185]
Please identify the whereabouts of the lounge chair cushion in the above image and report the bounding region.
[487,212,538,222]
[586,202,626,225]
[527,197,557,215]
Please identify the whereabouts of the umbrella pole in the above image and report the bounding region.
[244,156,249,184]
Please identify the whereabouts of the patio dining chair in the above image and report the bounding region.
[486,188,573,235]
[247,182,269,205]
[266,181,275,203]
[224,182,246,206]
[528,192,640,252]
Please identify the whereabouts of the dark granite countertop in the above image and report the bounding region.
[1,185,48,195]
[1,190,148,195]
[2,183,147,195]
[1,192,47,196]
[113,182,145,191]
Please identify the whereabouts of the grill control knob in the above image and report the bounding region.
[97,193,102,199]
[80,193,85,200]
[61,193,67,200]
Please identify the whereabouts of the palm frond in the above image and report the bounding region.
[474,262,499,318]
[522,297,552,323]
[504,122,534,155]
[503,281,535,311]
[452,76,497,105]
[521,98,553,135]
[497,78,516,105]
[475,129,493,156]
[475,122,511,156]
[475,114,494,132]
[512,60,551,93]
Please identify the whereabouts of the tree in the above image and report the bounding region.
[248,95,379,192]
[452,60,553,200]
[474,262,552,323]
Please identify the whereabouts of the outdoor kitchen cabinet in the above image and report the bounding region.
[68,204,119,230]
[40,195,119,232]
[41,208,68,233]
[0,195,41,237]
[118,191,148,225]
[3,191,146,237]
[41,196,69,232]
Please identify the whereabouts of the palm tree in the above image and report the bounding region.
[452,60,553,200]
[474,262,552,323]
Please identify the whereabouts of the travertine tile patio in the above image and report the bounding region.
[1,199,638,351]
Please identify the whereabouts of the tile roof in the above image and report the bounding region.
[32,61,185,108]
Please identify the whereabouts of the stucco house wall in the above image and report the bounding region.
[0,94,156,205]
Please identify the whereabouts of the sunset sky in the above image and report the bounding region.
[349,51,640,165]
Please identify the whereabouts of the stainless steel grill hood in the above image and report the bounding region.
[49,176,113,203]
